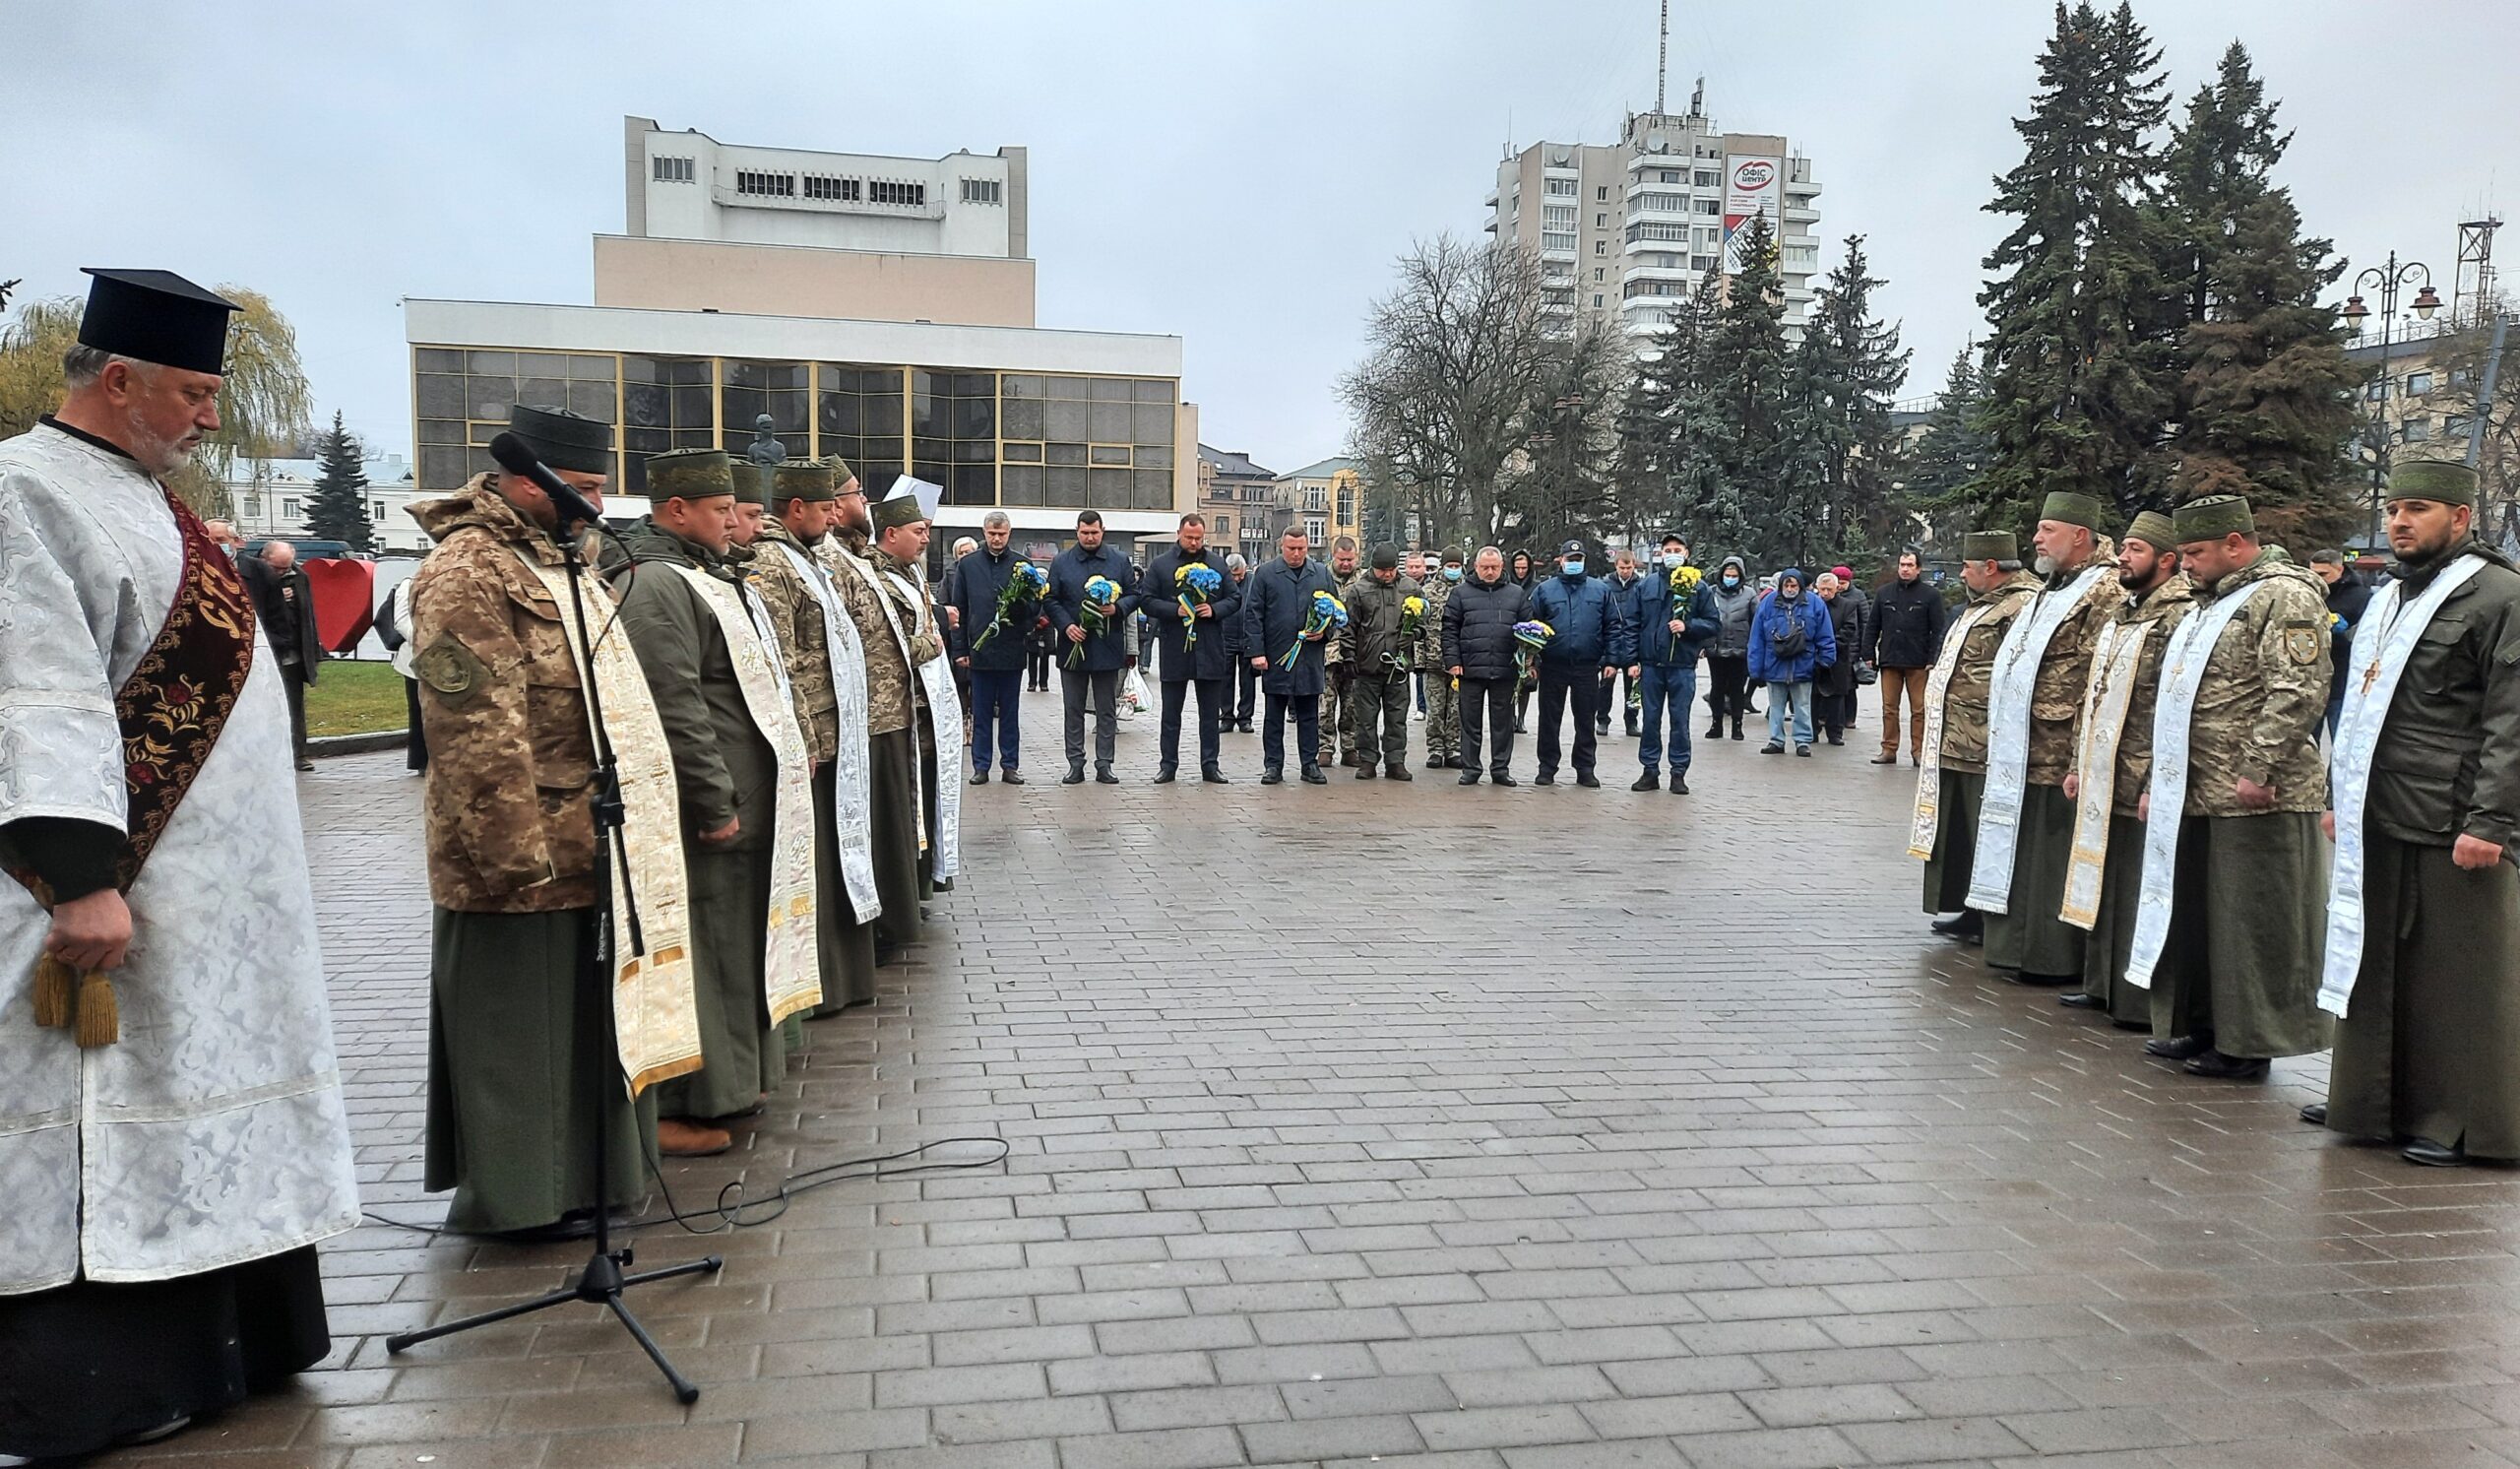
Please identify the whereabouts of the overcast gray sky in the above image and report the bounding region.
[8,1,2511,473]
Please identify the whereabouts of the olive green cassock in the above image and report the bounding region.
[1922,770,1984,915]
[2081,813,2185,1027]
[869,728,923,951]
[1983,787,2085,976]
[2149,812,2334,1056]
[811,763,880,1014]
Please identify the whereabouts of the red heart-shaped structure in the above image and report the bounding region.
[301,557,377,653]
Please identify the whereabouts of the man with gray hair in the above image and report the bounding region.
[240,537,323,770]
[1226,552,1257,732]
[946,508,1032,782]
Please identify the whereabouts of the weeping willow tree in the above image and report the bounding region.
[0,285,312,516]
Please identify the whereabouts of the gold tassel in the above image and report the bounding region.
[73,971,117,1049]
[32,954,75,1029]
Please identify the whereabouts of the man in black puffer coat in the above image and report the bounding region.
[1439,545,1531,786]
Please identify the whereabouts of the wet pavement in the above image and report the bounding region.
[115,689,2520,1468]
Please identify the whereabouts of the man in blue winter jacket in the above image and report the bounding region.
[1526,540,1620,787]
[1747,566,1837,756]
[1614,532,1722,793]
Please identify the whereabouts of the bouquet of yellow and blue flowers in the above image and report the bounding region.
[1176,562,1226,649]
[1066,574,1122,669]
[1664,562,1704,663]
[972,560,1051,653]
[1279,587,1348,671]
[1512,619,1554,695]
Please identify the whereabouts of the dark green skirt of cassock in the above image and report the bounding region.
[870,727,923,952]
[2082,812,2178,1026]
[810,761,878,1017]
[1984,782,2085,978]
[2151,811,2334,1058]
[2327,838,2520,1157]
[656,842,785,1120]
[424,907,655,1235]
[1922,768,1984,915]
[916,734,940,903]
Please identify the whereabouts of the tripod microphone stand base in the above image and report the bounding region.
[386,1245,724,1403]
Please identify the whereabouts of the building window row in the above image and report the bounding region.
[1632,191,1689,214]
[1541,231,1576,253]
[1627,221,1691,243]
[1544,177,1578,197]
[959,177,1002,205]
[869,179,927,207]
[735,169,794,197]
[1542,204,1576,227]
[804,173,861,201]
[652,156,694,184]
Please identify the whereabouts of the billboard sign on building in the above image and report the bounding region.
[1722,154,1783,269]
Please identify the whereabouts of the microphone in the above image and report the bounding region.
[488,432,608,533]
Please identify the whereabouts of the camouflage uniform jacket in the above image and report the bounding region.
[2172,550,2332,816]
[2096,572,2193,817]
[605,517,778,849]
[1341,572,1423,671]
[823,528,915,736]
[1322,567,1361,669]
[1415,575,1456,669]
[1938,570,2042,776]
[407,475,603,913]
[870,543,947,704]
[2022,550,2124,788]
[751,520,839,764]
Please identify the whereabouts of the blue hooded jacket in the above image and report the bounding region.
[1746,568,1838,683]
[1527,569,1616,668]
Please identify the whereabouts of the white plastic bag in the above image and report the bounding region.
[1119,668,1150,718]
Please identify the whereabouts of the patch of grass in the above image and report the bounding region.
[304,660,409,737]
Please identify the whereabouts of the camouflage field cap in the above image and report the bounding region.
[2174,495,2255,543]
[2123,509,2176,551]
[645,447,735,501]
[729,462,773,508]
[2387,458,2479,508]
[773,459,838,506]
[1962,530,2018,561]
[2039,490,2105,532]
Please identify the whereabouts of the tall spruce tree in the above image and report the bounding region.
[1699,215,1797,567]
[1668,272,1755,561]
[1908,345,1997,550]
[1787,235,1912,570]
[1973,1,2180,533]
[2163,42,2361,548]
[304,412,375,552]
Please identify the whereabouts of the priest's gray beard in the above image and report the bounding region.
[118,399,201,478]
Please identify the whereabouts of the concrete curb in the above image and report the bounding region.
[312,730,409,758]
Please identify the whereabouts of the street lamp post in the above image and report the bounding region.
[2341,252,2443,547]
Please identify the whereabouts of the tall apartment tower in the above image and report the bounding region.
[1484,86,1821,346]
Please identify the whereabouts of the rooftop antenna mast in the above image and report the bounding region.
[1656,0,1670,115]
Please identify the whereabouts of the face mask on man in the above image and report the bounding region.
[1722,572,1741,588]
[1561,559,1585,578]
[1443,565,1463,582]
[1661,552,1683,568]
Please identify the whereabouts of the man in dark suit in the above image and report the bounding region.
[242,540,322,770]
[1141,513,1243,784]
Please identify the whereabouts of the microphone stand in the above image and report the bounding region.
[385,513,724,1403]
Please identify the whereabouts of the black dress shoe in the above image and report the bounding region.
[2300,1102,2328,1125]
[970,769,991,785]
[1095,766,1119,785]
[1795,744,1812,757]
[1929,911,1983,940]
[2402,1138,2470,1168]
[1299,765,1328,785]
[1760,741,1786,754]
[1670,771,1689,795]
[1000,769,1026,785]
[1491,773,1519,787]
[1631,771,1661,792]
[1534,771,1556,786]
[2145,1033,2215,1060]
[492,1207,634,1245]
[1061,767,1086,785]
[1260,767,1284,785]
[2058,991,2103,1009]
[2182,1050,2269,1081]
[1458,770,1482,786]
[1575,772,1602,788]
[1201,766,1229,784]
[2011,970,2080,988]
[1154,766,1177,784]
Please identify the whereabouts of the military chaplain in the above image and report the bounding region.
[0,270,358,1460]
[2129,495,2333,1081]
[752,459,883,1015]
[2311,461,2520,1163]
[821,472,940,957]
[609,450,821,1130]
[1141,511,1243,784]
[1971,491,2119,984]
[410,406,714,1237]
[866,479,963,925]
[1915,531,2041,942]
[2057,509,2191,1029]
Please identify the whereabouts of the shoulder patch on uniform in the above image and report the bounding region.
[2281,621,2320,667]
[415,633,487,703]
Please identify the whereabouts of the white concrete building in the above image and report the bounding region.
[228,451,427,556]
[624,116,1027,260]
[1486,91,1822,345]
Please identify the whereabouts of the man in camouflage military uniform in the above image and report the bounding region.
[410,406,700,1242]
[1320,536,1362,767]
[1922,531,2041,942]
[2058,509,2191,1028]
[751,460,877,1014]
[867,485,952,909]
[819,468,929,957]
[1340,543,1420,779]
[2312,461,2520,1164]
[1980,491,2120,985]
[1418,547,1465,767]
[607,448,787,1127]
[2140,494,2334,1081]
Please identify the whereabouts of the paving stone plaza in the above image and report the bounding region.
[121,698,2520,1469]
